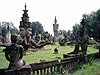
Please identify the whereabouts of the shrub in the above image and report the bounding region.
[93,42,100,49]
[57,35,65,46]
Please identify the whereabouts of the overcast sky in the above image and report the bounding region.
[0,0,100,34]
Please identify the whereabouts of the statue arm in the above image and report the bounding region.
[19,45,24,59]
[30,40,51,48]
[5,49,10,61]
[0,43,10,47]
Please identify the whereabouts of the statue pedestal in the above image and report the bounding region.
[8,59,26,70]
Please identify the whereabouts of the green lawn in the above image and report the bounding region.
[0,43,99,74]
[69,59,100,75]
[51,60,100,75]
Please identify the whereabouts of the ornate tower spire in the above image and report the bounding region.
[19,4,31,29]
[7,24,10,31]
[54,16,57,24]
[25,3,26,10]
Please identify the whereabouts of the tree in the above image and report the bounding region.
[31,21,44,36]
[9,22,19,34]
[72,23,81,40]
[67,30,71,38]
[58,29,67,36]
[0,22,2,35]
[1,21,18,37]
[83,10,100,41]
[1,21,7,37]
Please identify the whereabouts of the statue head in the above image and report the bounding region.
[20,28,25,38]
[26,28,32,38]
[81,19,85,27]
[11,34,17,44]
[20,27,32,39]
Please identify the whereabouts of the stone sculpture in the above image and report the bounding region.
[80,17,88,55]
[34,31,40,43]
[53,16,59,42]
[4,34,26,70]
[18,4,51,51]
[73,16,88,55]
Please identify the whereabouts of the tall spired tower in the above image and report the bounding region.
[19,4,32,40]
[19,4,31,29]
[53,16,59,41]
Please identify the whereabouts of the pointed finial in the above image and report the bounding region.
[82,13,87,19]
[25,3,26,10]
[7,25,10,31]
[54,16,57,24]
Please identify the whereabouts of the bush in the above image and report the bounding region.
[94,42,100,49]
[57,35,65,46]
[88,38,96,45]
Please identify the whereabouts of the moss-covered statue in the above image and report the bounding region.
[80,17,88,55]
[73,16,88,55]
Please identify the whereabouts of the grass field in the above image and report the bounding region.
[70,59,100,75]
[51,59,100,75]
[0,43,99,74]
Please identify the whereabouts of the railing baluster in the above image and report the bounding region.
[50,67,52,73]
[47,67,49,73]
[37,70,39,75]
[33,70,35,75]
[54,66,56,71]
[44,68,46,74]
[40,69,42,75]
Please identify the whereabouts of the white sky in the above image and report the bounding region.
[0,0,100,35]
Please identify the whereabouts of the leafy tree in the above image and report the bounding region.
[0,22,2,35]
[1,21,18,37]
[1,21,7,37]
[83,10,100,41]
[58,29,67,36]
[67,30,71,37]
[31,21,44,36]
[71,23,81,41]
[9,22,19,34]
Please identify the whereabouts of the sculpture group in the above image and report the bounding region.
[0,4,89,71]
[0,4,52,70]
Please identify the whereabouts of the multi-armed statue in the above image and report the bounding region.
[0,4,52,70]
[18,4,51,51]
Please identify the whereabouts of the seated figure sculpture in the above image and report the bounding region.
[4,34,25,70]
